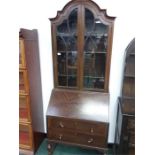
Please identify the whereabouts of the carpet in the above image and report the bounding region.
[35,139,112,155]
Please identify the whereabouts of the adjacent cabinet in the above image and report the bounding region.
[47,0,115,154]
[114,38,135,155]
[19,29,45,154]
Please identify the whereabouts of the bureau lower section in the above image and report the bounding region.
[47,116,108,154]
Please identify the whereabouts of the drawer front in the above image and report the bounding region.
[19,123,33,150]
[76,121,108,136]
[48,128,107,148]
[19,95,31,122]
[19,70,29,94]
[47,117,108,136]
[47,117,76,130]
[76,133,106,148]
[48,128,77,143]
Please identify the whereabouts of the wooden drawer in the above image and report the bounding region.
[47,117,76,129]
[76,133,107,148]
[19,70,29,94]
[48,128,107,148]
[47,117,108,136]
[19,123,33,150]
[19,95,31,122]
[76,121,107,136]
[48,128,77,143]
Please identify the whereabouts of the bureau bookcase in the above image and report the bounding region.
[46,0,115,154]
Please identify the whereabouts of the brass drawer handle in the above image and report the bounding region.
[59,134,63,140]
[88,138,93,143]
[59,122,64,128]
[90,128,94,133]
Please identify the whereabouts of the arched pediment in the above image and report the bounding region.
[49,0,116,25]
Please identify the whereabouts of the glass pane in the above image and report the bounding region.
[57,36,77,52]
[94,19,108,36]
[95,53,106,77]
[19,72,25,91]
[83,8,109,90]
[85,9,94,32]
[19,96,28,120]
[19,40,22,65]
[58,76,67,86]
[19,96,27,108]
[69,8,77,34]
[97,35,108,52]
[57,52,66,75]
[85,35,108,53]
[19,125,30,145]
[56,8,78,88]
[84,53,95,77]
[68,51,77,67]
[83,53,106,77]
[66,36,77,51]
[84,77,104,89]
[85,37,97,52]
[68,68,77,76]
[57,36,66,52]
[68,76,76,87]
[57,20,68,34]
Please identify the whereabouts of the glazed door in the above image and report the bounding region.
[82,7,109,91]
[54,7,79,89]
[52,2,114,92]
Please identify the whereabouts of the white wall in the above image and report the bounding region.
[18,0,135,143]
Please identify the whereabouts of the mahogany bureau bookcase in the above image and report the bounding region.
[46,0,116,154]
[19,29,45,154]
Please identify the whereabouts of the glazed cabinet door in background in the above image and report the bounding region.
[19,70,29,94]
[19,95,31,122]
[19,39,26,68]
[19,123,33,150]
